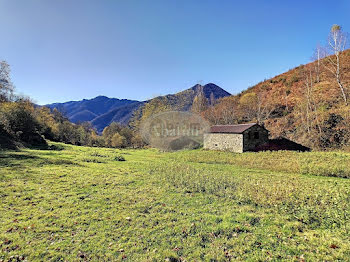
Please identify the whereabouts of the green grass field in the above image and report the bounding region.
[1,143,350,261]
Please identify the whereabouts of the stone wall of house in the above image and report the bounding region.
[203,133,243,153]
[242,125,269,151]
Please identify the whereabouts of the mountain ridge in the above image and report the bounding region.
[46,83,231,131]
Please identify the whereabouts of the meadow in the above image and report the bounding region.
[1,143,350,261]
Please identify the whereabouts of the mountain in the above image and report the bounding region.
[167,83,231,110]
[45,83,231,132]
[92,83,231,131]
[200,83,232,99]
[91,101,144,131]
[46,96,141,123]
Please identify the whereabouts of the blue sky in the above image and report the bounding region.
[1,0,350,105]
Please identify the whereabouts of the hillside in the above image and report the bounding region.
[205,49,350,149]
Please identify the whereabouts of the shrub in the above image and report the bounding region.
[47,144,65,151]
[114,155,125,161]
[82,157,104,163]
[90,151,109,157]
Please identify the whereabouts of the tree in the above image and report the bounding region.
[302,66,323,137]
[102,122,122,147]
[0,61,14,102]
[57,121,77,144]
[323,24,349,104]
[209,92,216,106]
[90,130,105,147]
[237,87,275,124]
[111,133,126,148]
[202,96,238,125]
[52,108,67,124]
[0,100,45,145]
[76,125,89,145]
[34,106,57,140]
[312,44,322,83]
[191,86,208,114]
[130,133,145,148]
[119,127,133,146]
[239,93,258,121]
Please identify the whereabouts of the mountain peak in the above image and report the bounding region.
[189,83,231,99]
[93,95,109,100]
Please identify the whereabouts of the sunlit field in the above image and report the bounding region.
[1,143,350,261]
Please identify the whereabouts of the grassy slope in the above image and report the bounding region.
[1,144,350,261]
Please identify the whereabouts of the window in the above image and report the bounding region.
[254,132,259,139]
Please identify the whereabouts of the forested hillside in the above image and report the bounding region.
[202,38,350,149]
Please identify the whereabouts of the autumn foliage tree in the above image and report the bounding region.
[191,86,209,114]
[202,96,238,125]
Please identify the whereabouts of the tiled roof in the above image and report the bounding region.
[209,123,258,134]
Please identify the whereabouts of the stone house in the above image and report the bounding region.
[203,123,269,153]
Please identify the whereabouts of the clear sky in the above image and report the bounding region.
[1,0,350,105]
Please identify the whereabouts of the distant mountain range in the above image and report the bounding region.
[45,83,231,131]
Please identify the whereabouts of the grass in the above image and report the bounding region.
[0,143,350,261]
[174,150,350,178]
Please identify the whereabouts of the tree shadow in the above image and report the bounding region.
[0,152,78,168]
[0,153,40,167]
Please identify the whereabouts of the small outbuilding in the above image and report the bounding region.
[204,123,269,153]
[203,123,310,153]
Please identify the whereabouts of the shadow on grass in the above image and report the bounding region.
[28,143,66,151]
[0,151,79,168]
[0,153,38,160]
[0,153,40,168]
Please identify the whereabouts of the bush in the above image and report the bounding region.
[82,157,104,163]
[114,155,125,161]
[47,144,65,151]
[90,151,109,157]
